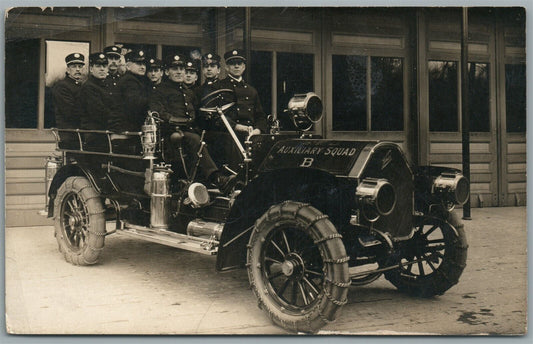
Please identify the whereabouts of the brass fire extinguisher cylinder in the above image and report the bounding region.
[150,170,171,229]
[41,157,61,215]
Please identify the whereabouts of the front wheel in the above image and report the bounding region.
[54,176,106,265]
[247,201,350,333]
[383,212,468,297]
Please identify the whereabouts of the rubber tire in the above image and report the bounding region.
[247,201,350,333]
[54,176,106,265]
[383,212,468,297]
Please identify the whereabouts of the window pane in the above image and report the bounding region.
[371,57,403,131]
[122,43,157,58]
[5,39,40,128]
[250,50,272,121]
[468,62,490,132]
[505,64,526,132]
[277,52,314,131]
[332,55,367,131]
[44,40,90,128]
[161,45,200,61]
[429,60,458,132]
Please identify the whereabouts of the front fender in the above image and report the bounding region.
[216,168,354,271]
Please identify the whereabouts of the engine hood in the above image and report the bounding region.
[259,139,408,178]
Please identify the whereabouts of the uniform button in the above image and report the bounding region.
[236,107,240,111]
[244,85,247,88]
[185,102,188,106]
[246,96,249,100]
[248,108,251,111]
[185,112,189,115]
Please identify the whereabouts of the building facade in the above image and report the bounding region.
[4,7,526,226]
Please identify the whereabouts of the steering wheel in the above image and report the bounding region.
[199,89,235,114]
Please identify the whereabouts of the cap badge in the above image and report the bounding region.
[187,62,192,67]
[139,51,144,56]
[112,47,118,52]
[150,59,154,63]
[99,54,105,59]
[232,50,238,55]
[174,55,180,61]
[207,54,212,58]
[74,53,80,58]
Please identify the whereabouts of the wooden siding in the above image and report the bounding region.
[5,131,56,227]
[429,134,498,208]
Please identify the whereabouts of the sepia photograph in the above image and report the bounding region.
[3,2,529,338]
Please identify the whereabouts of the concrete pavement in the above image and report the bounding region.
[4,207,528,335]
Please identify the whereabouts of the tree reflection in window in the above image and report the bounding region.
[371,57,404,131]
[332,55,367,131]
[429,60,458,132]
[468,62,490,132]
[505,64,526,133]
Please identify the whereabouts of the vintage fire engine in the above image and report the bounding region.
[42,91,469,333]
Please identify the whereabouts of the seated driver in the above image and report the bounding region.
[149,54,236,194]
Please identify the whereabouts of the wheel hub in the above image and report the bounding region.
[281,253,305,279]
[68,212,83,228]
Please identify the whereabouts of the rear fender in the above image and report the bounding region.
[216,168,355,271]
[47,164,110,217]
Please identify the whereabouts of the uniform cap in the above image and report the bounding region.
[104,45,122,57]
[184,58,199,72]
[65,52,85,66]
[147,57,163,70]
[89,52,108,65]
[224,49,246,63]
[165,54,186,67]
[201,52,221,65]
[125,49,147,63]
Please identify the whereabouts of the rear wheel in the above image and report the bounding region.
[383,212,468,297]
[54,176,106,265]
[247,201,350,333]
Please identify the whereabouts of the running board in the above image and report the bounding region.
[118,222,218,255]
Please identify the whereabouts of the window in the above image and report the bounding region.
[277,52,314,130]
[162,45,201,61]
[505,64,526,132]
[332,55,404,131]
[250,51,314,131]
[5,39,40,128]
[429,60,458,132]
[371,57,404,131]
[332,55,366,131]
[468,62,490,132]
[250,50,272,119]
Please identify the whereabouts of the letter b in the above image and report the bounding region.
[300,157,314,168]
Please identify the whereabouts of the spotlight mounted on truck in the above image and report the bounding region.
[286,92,323,131]
[356,178,396,222]
[432,171,470,209]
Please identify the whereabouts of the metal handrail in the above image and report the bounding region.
[51,128,143,158]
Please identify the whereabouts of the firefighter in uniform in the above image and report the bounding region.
[103,45,122,96]
[218,49,267,140]
[149,54,235,194]
[183,57,199,90]
[79,52,122,131]
[195,52,240,171]
[52,52,86,129]
[114,49,150,133]
[146,57,164,92]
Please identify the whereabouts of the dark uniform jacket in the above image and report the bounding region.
[149,79,196,126]
[195,78,221,131]
[51,74,83,129]
[217,76,268,133]
[104,72,121,97]
[79,75,122,130]
[116,72,150,132]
